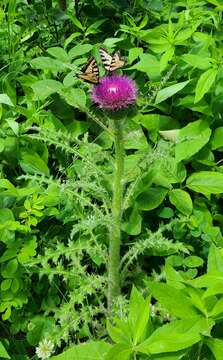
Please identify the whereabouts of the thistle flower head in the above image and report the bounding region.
[35,339,54,359]
[91,75,137,110]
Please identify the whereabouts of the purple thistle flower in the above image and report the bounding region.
[91,75,137,111]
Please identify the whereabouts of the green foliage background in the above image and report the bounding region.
[1,0,223,358]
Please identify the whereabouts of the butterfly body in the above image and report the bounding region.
[99,48,125,73]
[78,49,125,84]
[78,57,99,84]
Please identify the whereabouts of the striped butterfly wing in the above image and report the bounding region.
[99,48,113,71]
[100,48,125,72]
[110,51,125,72]
[78,57,99,84]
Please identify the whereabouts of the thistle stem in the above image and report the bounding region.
[108,119,124,311]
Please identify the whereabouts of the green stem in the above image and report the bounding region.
[108,119,124,311]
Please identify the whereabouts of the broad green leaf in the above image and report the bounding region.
[128,287,151,345]
[60,88,86,110]
[68,14,84,30]
[137,318,213,354]
[184,256,204,268]
[68,44,93,60]
[185,287,207,316]
[105,343,132,360]
[124,121,149,150]
[169,189,193,215]
[186,171,223,194]
[85,19,106,36]
[153,157,186,187]
[122,207,142,235]
[107,318,132,346]
[130,54,160,81]
[209,298,223,318]
[0,179,18,197]
[181,54,211,70]
[165,263,185,289]
[203,282,223,298]
[47,47,69,62]
[5,118,19,136]
[0,208,14,223]
[147,282,198,319]
[19,153,50,176]
[211,127,223,150]
[150,350,188,360]
[66,120,89,137]
[207,244,223,273]
[5,259,18,275]
[205,338,223,359]
[0,94,14,107]
[194,67,218,103]
[107,321,131,345]
[140,26,171,52]
[134,113,179,133]
[52,341,111,360]
[155,80,190,104]
[103,37,123,48]
[160,46,175,72]
[159,129,179,142]
[158,207,174,218]
[18,238,37,263]
[30,57,68,71]
[187,273,223,288]
[128,47,143,64]
[174,27,197,42]
[0,342,10,359]
[31,80,63,101]
[27,317,54,346]
[137,188,168,211]
[175,120,211,162]
[1,279,12,291]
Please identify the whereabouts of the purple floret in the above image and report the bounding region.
[91,75,137,110]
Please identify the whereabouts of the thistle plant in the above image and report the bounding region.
[91,75,137,110]
[91,74,137,310]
